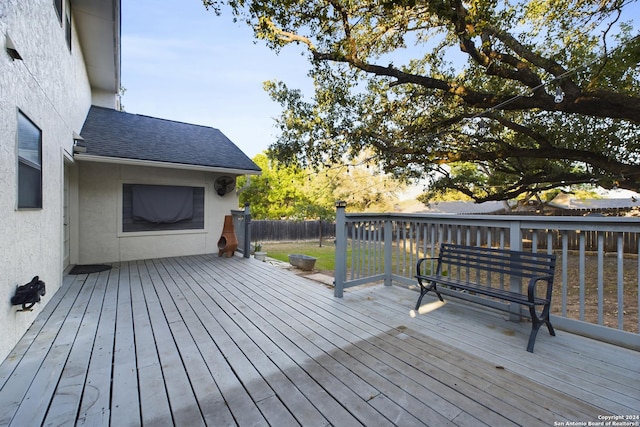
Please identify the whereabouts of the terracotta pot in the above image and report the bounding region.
[217,215,238,257]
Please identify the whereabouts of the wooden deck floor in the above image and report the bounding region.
[0,254,638,426]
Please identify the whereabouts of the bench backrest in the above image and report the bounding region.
[435,243,557,290]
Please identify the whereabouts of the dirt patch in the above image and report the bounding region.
[553,254,638,333]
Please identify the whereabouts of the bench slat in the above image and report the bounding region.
[414,244,557,353]
[438,246,555,278]
[415,274,550,306]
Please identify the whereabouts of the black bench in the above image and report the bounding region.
[415,243,557,352]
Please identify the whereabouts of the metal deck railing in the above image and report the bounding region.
[334,204,640,350]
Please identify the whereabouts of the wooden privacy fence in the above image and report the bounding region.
[251,220,336,242]
[525,229,638,253]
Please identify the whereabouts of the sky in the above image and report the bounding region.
[121,0,313,158]
[121,0,640,202]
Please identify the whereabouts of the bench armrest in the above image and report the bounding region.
[527,275,554,303]
[416,256,439,276]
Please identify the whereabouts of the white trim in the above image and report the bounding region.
[62,155,71,269]
[63,147,74,163]
[74,153,261,175]
[117,228,208,238]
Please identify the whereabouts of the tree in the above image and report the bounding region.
[329,155,407,211]
[238,153,327,219]
[239,152,406,218]
[205,0,640,201]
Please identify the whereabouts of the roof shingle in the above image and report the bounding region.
[79,106,261,173]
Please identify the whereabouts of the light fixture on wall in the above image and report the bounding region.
[5,33,23,61]
[72,132,86,153]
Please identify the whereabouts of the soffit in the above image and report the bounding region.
[73,0,120,93]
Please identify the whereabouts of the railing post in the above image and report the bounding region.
[384,217,393,287]
[509,220,523,320]
[243,203,251,258]
[334,201,347,297]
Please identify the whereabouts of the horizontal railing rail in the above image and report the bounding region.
[334,205,640,350]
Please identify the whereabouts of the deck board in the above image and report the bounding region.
[149,259,263,427]
[363,284,640,414]
[130,260,173,427]
[111,261,142,427]
[144,259,235,427]
[189,259,460,425]
[4,273,95,427]
[164,257,355,427]
[0,254,638,426]
[0,274,85,415]
[199,258,539,426]
[183,257,428,426]
[77,263,120,427]
[44,270,110,427]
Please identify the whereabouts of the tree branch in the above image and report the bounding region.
[312,47,640,121]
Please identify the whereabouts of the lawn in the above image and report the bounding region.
[262,241,338,273]
[262,240,406,276]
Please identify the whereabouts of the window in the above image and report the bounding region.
[53,0,71,50]
[64,0,71,51]
[122,184,205,232]
[53,0,62,22]
[17,112,42,209]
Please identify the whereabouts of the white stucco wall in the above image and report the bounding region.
[92,89,120,110]
[78,162,240,263]
[0,1,93,362]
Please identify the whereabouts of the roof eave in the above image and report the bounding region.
[74,0,121,95]
[74,153,262,176]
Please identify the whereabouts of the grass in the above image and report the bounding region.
[262,241,338,272]
[263,240,426,275]
[262,240,410,275]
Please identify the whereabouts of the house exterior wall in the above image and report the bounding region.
[92,89,120,109]
[78,162,240,263]
[0,1,93,361]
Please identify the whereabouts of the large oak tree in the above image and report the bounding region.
[205,0,640,201]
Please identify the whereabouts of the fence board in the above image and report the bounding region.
[251,220,336,242]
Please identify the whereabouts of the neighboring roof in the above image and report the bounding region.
[549,195,640,210]
[400,200,507,214]
[78,106,261,174]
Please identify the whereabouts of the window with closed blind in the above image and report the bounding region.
[17,111,42,209]
[53,0,62,22]
[53,0,71,51]
[64,0,71,51]
[122,184,205,232]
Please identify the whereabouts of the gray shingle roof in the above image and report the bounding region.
[550,197,640,210]
[79,106,261,173]
[405,201,507,214]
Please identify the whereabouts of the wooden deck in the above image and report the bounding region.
[0,254,638,426]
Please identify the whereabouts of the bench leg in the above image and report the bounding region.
[415,280,444,310]
[526,322,541,353]
[526,304,555,353]
[538,302,555,338]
